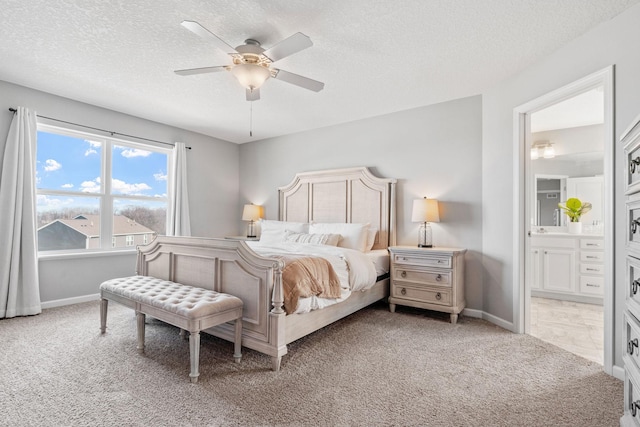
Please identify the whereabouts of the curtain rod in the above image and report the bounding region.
[8,108,191,149]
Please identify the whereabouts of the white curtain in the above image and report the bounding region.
[0,107,41,318]
[167,142,191,236]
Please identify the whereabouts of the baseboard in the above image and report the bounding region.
[462,308,515,331]
[612,364,625,381]
[41,293,100,309]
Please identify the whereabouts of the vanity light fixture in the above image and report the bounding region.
[242,203,264,238]
[530,140,555,160]
[411,197,440,248]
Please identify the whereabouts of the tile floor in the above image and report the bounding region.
[529,296,604,365]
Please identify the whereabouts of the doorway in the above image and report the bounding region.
[513,67,614,374]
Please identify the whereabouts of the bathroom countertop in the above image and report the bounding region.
[530,230,603,237]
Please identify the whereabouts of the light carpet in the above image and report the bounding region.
[0,301,622,426]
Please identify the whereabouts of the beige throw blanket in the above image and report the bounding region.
[280,256,342,314]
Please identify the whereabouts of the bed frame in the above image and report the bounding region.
[136,167,397,370]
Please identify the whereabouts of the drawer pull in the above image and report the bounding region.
[437,260,444,264]
[585,243,600,247]
[630,156,640,174]
[400,288,407,296]
[585,283,599,288]
[436,292,442,300]
[585,268,599,272]
[436,274,442,282]
[400,271,407,278]
[633,279,640,295]
[633,400,640,417]
[628,338,639,355]
[585,256,598,259]
[632,219,640,234]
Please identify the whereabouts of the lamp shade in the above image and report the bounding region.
[242,204,263,221]
[411,198,440,223]
[231,64,270,90]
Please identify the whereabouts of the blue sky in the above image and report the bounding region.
[36,131,168,212]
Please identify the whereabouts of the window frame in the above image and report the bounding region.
[36,123,173,255]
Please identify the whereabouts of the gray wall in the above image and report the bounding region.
[239,95,484,310]
[0,80,240,304]
[482,3,640,367]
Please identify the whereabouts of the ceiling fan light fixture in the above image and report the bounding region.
[230,63,270,90]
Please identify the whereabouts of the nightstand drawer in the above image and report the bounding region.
[391,284,452,306]
[392,268,451,287]
[393,254,451,269]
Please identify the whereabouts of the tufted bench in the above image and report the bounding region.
[99,275,243,383]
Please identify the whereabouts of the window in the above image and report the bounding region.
[36,124,171,252]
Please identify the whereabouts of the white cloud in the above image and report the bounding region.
[85,139,101,147]
[112,178,152,195]
[44,159,62,172]
[36,194,74,210]
[120,148,151,158]
[84,148,97,156]
[154,172,167,181]
[61,183,74,188]
[80,179,101,193]
[78,176,152,195]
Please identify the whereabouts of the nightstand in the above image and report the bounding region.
[224,236,259,241]
[388,246,466,324]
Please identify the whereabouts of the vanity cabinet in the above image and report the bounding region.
[530,235,603,303]
[530,237,576,295]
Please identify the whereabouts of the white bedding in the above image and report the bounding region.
[246,241,381,314]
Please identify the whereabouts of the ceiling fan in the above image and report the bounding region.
[175,20,324,101]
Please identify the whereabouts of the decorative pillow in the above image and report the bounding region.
[259,220,309,245]
[284,230,341,246]
[309,222,370,252]
[365,227,378,251]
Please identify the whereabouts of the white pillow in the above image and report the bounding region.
[284,230,341,246]
[259,220,309,245]
[365,227,378,251]
[309,222,370,252]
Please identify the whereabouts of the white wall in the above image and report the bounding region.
[482,3,640,366]
[239,95,484,310]
[0,80,240,304]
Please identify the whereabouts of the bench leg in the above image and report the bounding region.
[136,311,145,353]
[233,318,242,363]
[100,298,108,333]
[189,331,200,383]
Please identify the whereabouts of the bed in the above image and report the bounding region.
[135,167,397,370]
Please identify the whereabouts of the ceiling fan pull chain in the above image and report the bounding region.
[249,98,253,137]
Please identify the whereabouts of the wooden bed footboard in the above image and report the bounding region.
[136,235,289,370]
[135,166,396,371]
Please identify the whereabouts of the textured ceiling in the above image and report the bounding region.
[1,0,638,143]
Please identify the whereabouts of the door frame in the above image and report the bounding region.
[512,66,614,375]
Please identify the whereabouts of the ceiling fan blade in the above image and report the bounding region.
[272,69,324,92]
[174,66,228,76]
[246,88,260,101]
[263,32,313,62]
[180,20,238,54]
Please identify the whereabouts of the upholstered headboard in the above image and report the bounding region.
[278,167,397,250]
